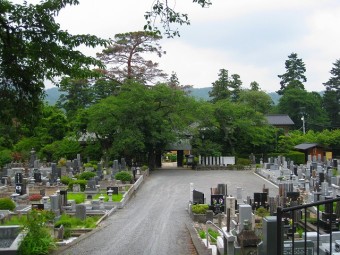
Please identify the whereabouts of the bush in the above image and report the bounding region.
[115,171,133,182]
[192,204,209,214]
[236,158,251,165]
[78,171,96,180]
[0,149,12,167]
[285,151,305,165]
[61,176,72,185]
[141,165,148,171]
[28,194,42,201]
[18,210,56,254]
[68,180,87,192]
[0,197,16,211]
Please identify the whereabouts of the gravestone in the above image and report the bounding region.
[97,163,102,180]
[29,148,36,168]
[51,163,57,182]
[121,158,126,171]
[73,184,81,192]
[75,204,86,220]
[217,184,227,196]
[193,190,204,204]
[239,204,252,231]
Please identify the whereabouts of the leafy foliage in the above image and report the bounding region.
[78,171,96,180]
[144,0,212,37]
[18,210,56,255]
[191,204,209,214]
[0,0,108,123]
[0,197,16,211]
[115,171,133,182]
[97,31,166,85]
[277,53,307,95]
[209,68,242,102]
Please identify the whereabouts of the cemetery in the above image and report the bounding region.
[0,149,149,254]
[188,154,340,255]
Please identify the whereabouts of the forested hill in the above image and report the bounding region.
[44,86,282,105]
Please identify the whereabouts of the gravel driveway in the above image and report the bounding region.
[56,169,278,255]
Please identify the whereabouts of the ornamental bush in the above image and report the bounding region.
[0,197,16,211]
[78,171,96,180]
[28,194,42,201]
[191,204,209,214]
[115,171,133,182]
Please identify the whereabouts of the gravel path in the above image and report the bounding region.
[56,169,278,255]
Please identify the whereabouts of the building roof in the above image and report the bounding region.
[166,139,192,150]
[265,114,294,126]
[294,143,319,150]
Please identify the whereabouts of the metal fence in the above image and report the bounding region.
[277,197,340,255]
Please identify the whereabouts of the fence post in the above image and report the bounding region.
[277,206,283,255]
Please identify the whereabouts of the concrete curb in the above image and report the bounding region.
[186,222,212,255]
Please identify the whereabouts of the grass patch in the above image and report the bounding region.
[0,215,27,226]
[67,193,86,204]
[54,214,101,229]
[93,193,123,202]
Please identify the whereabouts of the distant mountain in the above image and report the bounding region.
[44,86,283,106]
[188,87,211,100]
[189,87,282,105]
[44,87,63,105]
[267,92,281,105]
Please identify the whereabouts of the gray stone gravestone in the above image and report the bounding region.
[75,204,86,220]
[121,158,126,171]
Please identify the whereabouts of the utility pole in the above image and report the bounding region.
[301,115,305,135]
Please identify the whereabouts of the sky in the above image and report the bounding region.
[13,0,340,92]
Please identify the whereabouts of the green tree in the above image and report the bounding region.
[192,100,275,156]
[277,53,307,95]
[0,0,107,123]
[250,81,260,91]
[97,31,167,85]
[277,88,329,131]
[56,78,93,118]
[237,90,273,114]
[144,0,212,37]
[323,59,340,128]
[86,82,197,169]
[209,69,242,103]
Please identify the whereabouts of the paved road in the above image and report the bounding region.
[57,169,278,255]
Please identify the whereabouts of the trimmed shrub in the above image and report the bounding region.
[192,204,209,214]
[0,197,16,211]
[115,171,133,182]
[78,171,96,180]
[285,151,305,165]
[236,158,251,166]
[68,180,87,192]
[61,176,72,185]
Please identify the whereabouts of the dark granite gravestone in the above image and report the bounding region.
[51,163,57,182]
[34,172,42,183]
[15,173,22,184]
[193,190,204,204]
[60,190,68,206]
[15,184,23,195]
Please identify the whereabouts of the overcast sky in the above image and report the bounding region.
[14,0,340,92]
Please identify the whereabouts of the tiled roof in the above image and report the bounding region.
[265,114,295,126]
[294,143,319,150]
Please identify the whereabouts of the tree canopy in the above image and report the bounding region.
[96,31,166,85]
[277,53,306,95]
[0,0,108,122]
